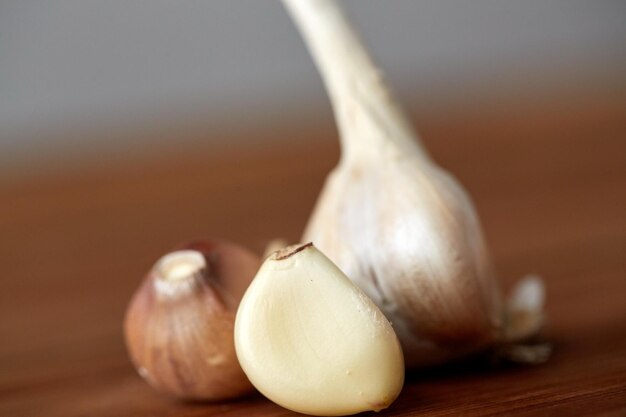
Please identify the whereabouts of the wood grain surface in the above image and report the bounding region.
[1,89,625,416]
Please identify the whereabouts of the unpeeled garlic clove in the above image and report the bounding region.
[504,275,545,343]
[283,0,545,367]
[235,243,405,416]
[124,239,259,400]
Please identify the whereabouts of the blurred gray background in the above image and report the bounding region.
[1,0,625,172]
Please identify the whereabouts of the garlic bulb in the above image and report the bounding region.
[282,0,545,367]
[235,243,404,416]
[124,239,259,400]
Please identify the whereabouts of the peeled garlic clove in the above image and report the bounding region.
[124,239,259,400]
[235,243,405,416]
[283,0,545,367]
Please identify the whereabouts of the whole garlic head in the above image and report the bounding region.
[283,0,544,367]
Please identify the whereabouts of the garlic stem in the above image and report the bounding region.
[282,0,428,163]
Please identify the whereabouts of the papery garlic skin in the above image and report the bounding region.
[282,0,544,368]
[235,243,405,416]
[304,152,503,367]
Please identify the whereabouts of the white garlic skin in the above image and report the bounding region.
[304,154,504,368]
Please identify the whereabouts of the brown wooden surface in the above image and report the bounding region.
[1,89,625,416]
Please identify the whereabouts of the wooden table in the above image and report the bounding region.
[1,88,625,416]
